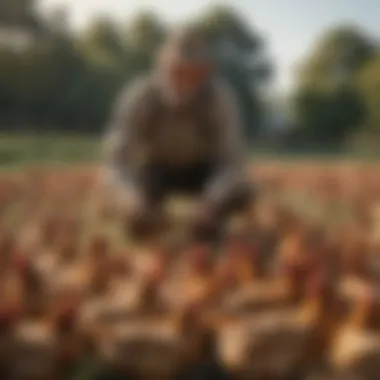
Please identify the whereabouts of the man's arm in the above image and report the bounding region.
[102,77,151,207]
[204,80,248,209]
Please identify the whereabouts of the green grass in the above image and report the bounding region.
[1,133,380,170]
[0,133,100,170]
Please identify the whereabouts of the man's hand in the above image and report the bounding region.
[121,190,167,242]
[192,200,222,244]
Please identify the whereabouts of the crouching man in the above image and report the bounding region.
[103,26,254,244]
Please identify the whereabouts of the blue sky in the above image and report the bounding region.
[39,0,380,92]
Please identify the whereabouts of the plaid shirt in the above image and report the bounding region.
[103,75,247,206]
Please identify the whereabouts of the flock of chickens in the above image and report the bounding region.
[0,163,380,380]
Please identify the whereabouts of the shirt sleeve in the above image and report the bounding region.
[102,77,152,198]
[204,79,248,206]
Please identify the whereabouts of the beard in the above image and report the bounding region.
[154,68,211,108]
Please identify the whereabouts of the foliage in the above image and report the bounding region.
[0,1,270,139]
[290,24,380,149]
[197,5,272,137]
[2,0,380,150]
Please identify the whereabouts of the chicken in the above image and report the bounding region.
[219,235,315,315]
[222,232,262,283]
[50,293,96,378]
[11,321,59,380]
[339,229,371,280]
[0,300,23,378]
[39,216,61,248]
[330,284,380,380]
[83,235,115,295]
[92,300,225,380]
[7,255,47,318]
[79,262,167,325]
[134,263,168,315]
[4,162,380,380]
[161,244,218,310]
[216,270,338,380]
[0,232,15,275]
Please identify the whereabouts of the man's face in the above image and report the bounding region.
[167,61,212,99]
[157,27,213,103]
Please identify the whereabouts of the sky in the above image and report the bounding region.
[38,0,380,93]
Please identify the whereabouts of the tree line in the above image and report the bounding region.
[288,25,380,153]
[0,1,380,153]
[0,2,271,140]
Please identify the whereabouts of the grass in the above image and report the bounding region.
[0,133,100,170]
[1,133,380,170]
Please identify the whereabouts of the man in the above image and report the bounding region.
[103,25,253,244]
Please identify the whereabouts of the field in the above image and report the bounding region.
[1,133,380,170]
[0,133,99,170]
[1,134,380,379]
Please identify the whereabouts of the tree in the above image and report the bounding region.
[291,24,375,148]
[78,16,124,70]
[123,11,167,76]
[342,54,380,153]
[0,3,272,135]
[357,55,380,131]
[292,87,365,148]
[124,10,166,54]
[296,24,377,90]
[0,0,43,33]
[196,5,272,139]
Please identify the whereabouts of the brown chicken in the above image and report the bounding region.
[216,269,338,380]
[330,284,380,380]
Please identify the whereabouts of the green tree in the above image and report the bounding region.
[291,24,375,148]
[0,3,272,136]
[344,55,380,153]
[76,16,127,130]
[292,87,365,148]
[78,16,124,70]
[123,10,167,76]
[125,10,166,54]
[297,24,377,90]
[357,55,380,131]
[0,0,41,30]
[197,5,272,139]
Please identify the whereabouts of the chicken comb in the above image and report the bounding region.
[0,302,22,331]
[189,244,211,258]
[187,244,213,269]
[185,299,204,314]
[0,309,14,332]
[306,271,327,297]
[283,255,308,274]
[52,297,80,334]
[11,255,31,275]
